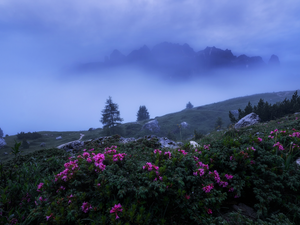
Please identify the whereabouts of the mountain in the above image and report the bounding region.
[73,42,279,79]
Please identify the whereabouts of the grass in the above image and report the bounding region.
[1,112,300,224]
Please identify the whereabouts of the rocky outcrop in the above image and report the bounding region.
[234,113,260,129]
[40,142,45,147]
[268,54,280,66]
[56,136,62,140]
[142,120,160,133]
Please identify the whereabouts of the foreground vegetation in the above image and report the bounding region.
[1,112,300,224]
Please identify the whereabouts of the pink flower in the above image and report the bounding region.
[81,202,92,213]
[154,149,162,155]
[207,208,212,214]
[185,194,190,199]
[250,160,255,164]
[110,203,123,219]
[46,213,54,221]
[202,183,214,193]
[178,149,188,155]
[225,174,233,180]
[37,183,44,192]
[257,137,262,142]
[164,151,172,159]
[228,187,234,192]
[89,148,94,151]
[97,183,101,187]
[143,162,153,171]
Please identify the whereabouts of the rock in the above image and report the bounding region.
[190,141,200,148]
[157,137,183,149]
[234,113,260,129]
[180,122,189,129]
[230,110,239,117]
[88,128,96,131]
[61,140,85,151]
[56,136,62,140]
[4,152,7,155]
[233,203,257,220]
[0,138,6,149]
[142,119,160,133]
[119,137,136,144]
[40,142,45,147]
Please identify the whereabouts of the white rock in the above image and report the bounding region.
[190,141,200,148]
[234,113,260,129]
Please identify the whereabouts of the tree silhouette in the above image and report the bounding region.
[137,106,150,121]
[186,101,194,109]
[100,96,123,130]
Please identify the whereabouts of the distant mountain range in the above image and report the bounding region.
[73,42,280,80]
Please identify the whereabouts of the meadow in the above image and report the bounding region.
[1,112,300,224]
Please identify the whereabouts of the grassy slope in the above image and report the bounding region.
[1,89,299,164]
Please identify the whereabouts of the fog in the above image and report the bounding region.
[1,0,300,136]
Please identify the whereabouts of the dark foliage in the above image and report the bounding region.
[231,90,300,124]
[137,105,150,121]
[100,96,123,130]
[186,101,194,109]
[17,131,42,140]
[0,128,3,138]
[21,139,30,149]
[215,117,223,129]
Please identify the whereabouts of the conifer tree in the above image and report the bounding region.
[244,101,253,115]
[100,96,123,130]
[215,117,223,130]
[137,106,150,121]
[186,101,194,109]
[0,128,3,138]
[229,111,238,124]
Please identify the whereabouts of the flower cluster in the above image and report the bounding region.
[273,142,284,151]
[154,149,162,155]
[110,203,123,219]
[178,149,188,155]
[81,202,92,213]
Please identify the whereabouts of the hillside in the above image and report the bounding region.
[0,89,299,164]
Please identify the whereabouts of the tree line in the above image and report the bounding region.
[229,90,300,124]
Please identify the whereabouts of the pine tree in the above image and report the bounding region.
[0,128,3,138]
[186,101,194,109]
[244,101,253,115]
[137,106,150,121]
[229,111,238,124]
[100,96,123,130]
[215,117,223,130]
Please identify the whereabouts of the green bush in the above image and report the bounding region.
[1,115,300,224]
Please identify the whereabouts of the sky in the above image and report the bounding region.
[1,0,300,136]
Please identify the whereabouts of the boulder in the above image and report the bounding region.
[40,142,45,147]
[56,136,62,140]
[142,120,160,133]
[190,141,200,148]
[118,135,183,149]
[180,122,189,129]
[0,138,6,149]
[61,140,85,151]
[234,113,260,129]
